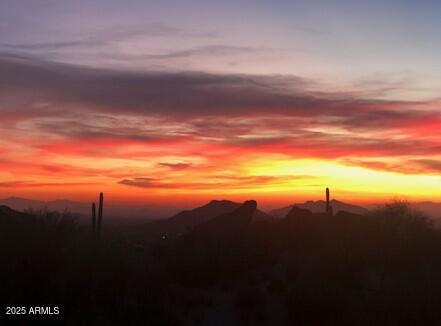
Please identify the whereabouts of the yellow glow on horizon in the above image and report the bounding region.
[245,156,441,200]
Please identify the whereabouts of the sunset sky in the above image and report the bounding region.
[1,0,441,209]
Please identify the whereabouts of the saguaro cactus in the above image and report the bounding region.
[97,192,104,237]
[92,202,96,234]
[326,187,332,216]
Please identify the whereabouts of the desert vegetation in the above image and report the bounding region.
[1,195,441,325]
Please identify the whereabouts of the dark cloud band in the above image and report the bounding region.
[1,53,430,127]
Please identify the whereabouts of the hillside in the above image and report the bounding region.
[270,199,369,218]
[123,199,272,241]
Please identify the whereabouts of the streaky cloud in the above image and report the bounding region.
[2,52,430,127]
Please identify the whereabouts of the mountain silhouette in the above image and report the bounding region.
[285,205,314,219]
[0,205,28,221]
[0,196,168,219]
[0,197,48,211]
[190,200,257,235]
[129,199,270,240]
[0,197,95,217]
[270,199,369,218]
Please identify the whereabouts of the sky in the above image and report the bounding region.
[1,0,441,209]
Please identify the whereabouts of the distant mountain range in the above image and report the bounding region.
[270,200,441,219]
[0,197,171,219]
[0,197,91,214]
[2,196,440,226]
[269,200,370,218]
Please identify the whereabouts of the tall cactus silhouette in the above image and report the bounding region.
[92,202,96,235]
[97,192,104,237]
[326,187,333,216]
